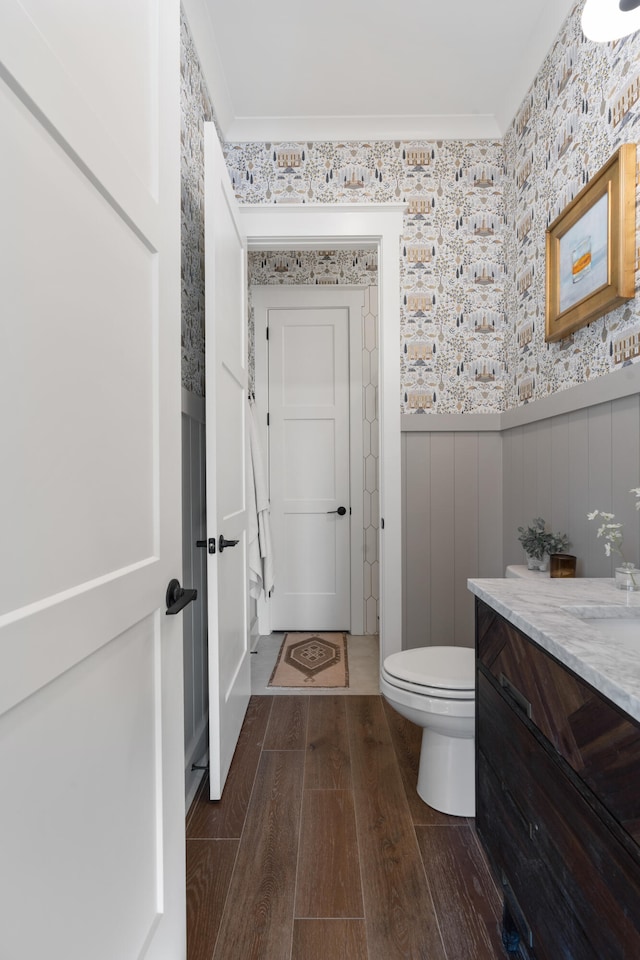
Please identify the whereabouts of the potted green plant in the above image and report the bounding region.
[517,517,570,571]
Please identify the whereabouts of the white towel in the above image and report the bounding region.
[247,398,274,599]
[247,440,262,600]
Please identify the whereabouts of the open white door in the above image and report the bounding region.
[0,3,185,959]
[204,126,251,800]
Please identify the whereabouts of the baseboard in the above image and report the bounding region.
[185,717,209,811]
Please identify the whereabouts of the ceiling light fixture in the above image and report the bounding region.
[582,0,640,41]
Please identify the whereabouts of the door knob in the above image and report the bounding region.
[218,535,240,553]
[327,506,347,516]
[166,578,197,615]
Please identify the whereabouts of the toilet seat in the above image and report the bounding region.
[383,646,475,700]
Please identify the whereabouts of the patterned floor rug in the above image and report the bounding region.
[268,632,349,688]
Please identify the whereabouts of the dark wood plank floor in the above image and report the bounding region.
[186,695,509,960]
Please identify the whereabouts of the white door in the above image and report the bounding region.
[0,3,184,959]
[269,306,351,630]
[204,126,251,800]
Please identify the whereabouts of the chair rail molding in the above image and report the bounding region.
[402,362,640,433]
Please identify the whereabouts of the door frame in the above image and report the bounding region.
[238,204,404,664]
[252,285,366,636]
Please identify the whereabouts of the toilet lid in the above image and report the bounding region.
[383,646,475,691]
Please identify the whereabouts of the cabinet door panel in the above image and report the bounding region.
[479,672,640,960]
[478,754,597,960]
[476,600,640,845]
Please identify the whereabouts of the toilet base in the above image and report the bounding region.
[417,727,475,817]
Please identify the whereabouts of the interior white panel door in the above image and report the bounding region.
[0,2,184,959]
[269,308,351,630]
[204,126,251,800]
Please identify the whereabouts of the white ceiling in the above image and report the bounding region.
[195,0,577,141]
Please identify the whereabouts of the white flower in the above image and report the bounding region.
[588,493,640,566]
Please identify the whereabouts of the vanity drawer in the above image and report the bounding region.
[477,753,597,960]
[478,672,640,960]
[476,599,640,845]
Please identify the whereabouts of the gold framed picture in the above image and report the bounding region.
[545,143,636,343]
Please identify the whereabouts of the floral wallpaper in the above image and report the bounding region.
[180,8,217,397]
[226,139,506,414]
[248,248,377,286]
[503,0,640,407]
[183,0,640,412]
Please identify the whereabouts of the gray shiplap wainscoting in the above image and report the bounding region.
[402,365,640,652]
[181,388,209,809]
[402,431,503,651]
[502,392,640,580]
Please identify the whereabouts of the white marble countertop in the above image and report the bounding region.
[468,576,640,723]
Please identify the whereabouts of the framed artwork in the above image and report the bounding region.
[545,143,636,342]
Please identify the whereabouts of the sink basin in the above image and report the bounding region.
[566,606,640,652]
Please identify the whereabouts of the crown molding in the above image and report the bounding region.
[224,113,503,144]
[188,0,576,147]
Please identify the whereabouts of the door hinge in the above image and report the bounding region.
[381,517,385,529]
[266,327,269,340]
[267,412,270,426]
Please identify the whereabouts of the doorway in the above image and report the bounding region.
[183,202,403,806]
[238,204,404,665]
[252,283,378,635]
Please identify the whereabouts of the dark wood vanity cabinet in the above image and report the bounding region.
[475,598,640,959]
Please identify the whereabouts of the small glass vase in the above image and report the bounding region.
[526,553,549,571]
[615,562,640,591]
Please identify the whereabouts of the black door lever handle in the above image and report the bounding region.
[327,506,347,516]
[218,535,240,553]
[166,578,197,615]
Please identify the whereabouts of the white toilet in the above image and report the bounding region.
[381,645,476,817]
